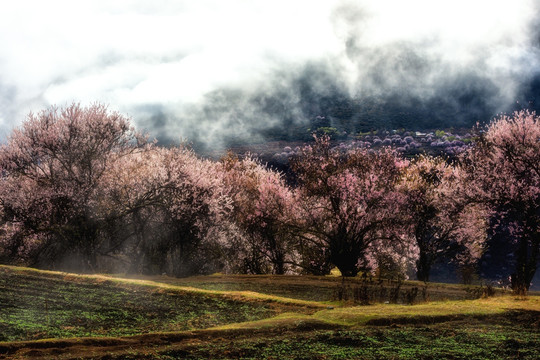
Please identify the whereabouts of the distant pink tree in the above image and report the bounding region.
[0,103,147,270]
[291,135,408,277]
[221,154,298,274]
[461,110,540,293]
[402,155,487,282]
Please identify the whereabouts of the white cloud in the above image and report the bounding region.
[0,0,537,142]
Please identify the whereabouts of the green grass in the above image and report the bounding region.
[0,265,538,359]
[162,319,539,360]
[3,265,326,307]
[0,266,316,342]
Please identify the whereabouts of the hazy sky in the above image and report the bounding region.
[0,0,538,145]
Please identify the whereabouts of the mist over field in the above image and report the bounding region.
[0,0,539,149]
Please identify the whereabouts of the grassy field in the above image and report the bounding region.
[125,272,490,303]
[0,265,539,359]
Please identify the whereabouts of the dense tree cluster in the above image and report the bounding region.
[0,104,538,293]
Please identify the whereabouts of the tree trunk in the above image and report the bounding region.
[127,211,146,274]
[81,229,98,273]
[332,248,361,277]
[416,252,432,282]
[266,233,285,275]
[511,232,539,295]
[329,229,362,277]
[272,252,285,275]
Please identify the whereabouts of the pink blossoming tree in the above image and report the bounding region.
[101,145,232,276]
[221,153,298,274]
[461,110,540,293]
[402,155,487,282]
[0,103,147,270]
[291,135,408,277]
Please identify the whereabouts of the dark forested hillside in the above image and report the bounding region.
[191,64,540,152]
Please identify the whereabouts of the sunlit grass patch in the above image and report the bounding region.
[313,296,540,326]
[208,312,338,332]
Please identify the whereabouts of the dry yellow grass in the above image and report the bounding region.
[313,296,540,326]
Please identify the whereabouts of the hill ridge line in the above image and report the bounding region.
[0,265,327,309]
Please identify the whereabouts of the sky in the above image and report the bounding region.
[0,0,539,148]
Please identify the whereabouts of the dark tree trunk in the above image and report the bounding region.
[329,226,363,277]
[272,252,285,275]
[511,231,539,295]
[80,222,99,273]
[332,245,361,277]
[266,233,286,275]
[416,251,433,282]
[127,211,147,275]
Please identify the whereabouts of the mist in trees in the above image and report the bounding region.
[0,103,538,294]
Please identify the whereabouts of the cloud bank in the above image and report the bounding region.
[0,0,539,149]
